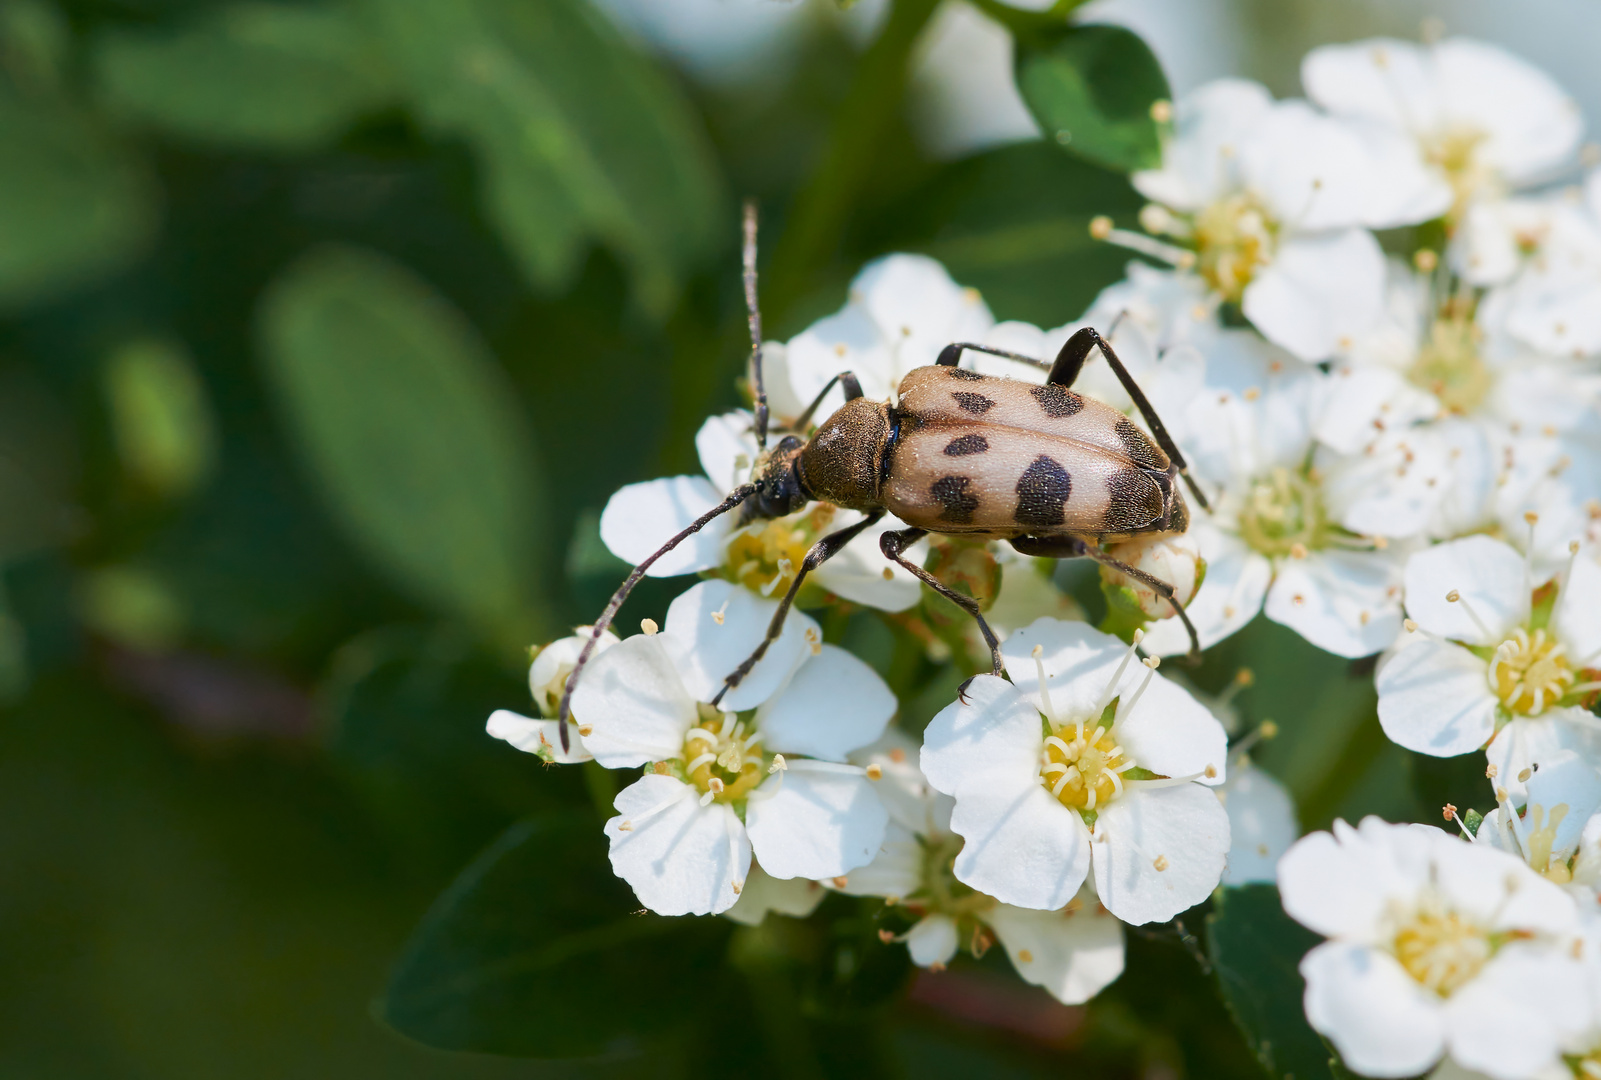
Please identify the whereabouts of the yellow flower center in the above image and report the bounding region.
[682,708,767,803]
[1420,126,1492,221]
[1489,627,1575,716]
[1193,193,1277,303]
[725,505,835,597]
[1236,467,1328,559]
[1408,314,1492,415]
[1572,1047,1601,1079]
[1524,801,1574,884]
[1041,719,1132,812]
[1393,901,1492,997]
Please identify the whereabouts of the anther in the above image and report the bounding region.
[1445,589,1494,640]
[640,618,659,635]
[878,929,895,943]
[865,763,883,781]
[832,876,849,888]
[1204,764,1217,779]
[1017,948,1035,963]
[1143,656,1160,670]
[1149,99,1172,123]
[708,777,725,794]
[1153,855,1169,871]
[1089,215,1113,240]
[769,754,787,774]
[1518,767,1532,783]
[1486,763,1498,779]
[578,724,594,737]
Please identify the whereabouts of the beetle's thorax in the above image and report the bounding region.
[796,397,892,512]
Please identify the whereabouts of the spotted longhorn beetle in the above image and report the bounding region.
[557,203,1209,748]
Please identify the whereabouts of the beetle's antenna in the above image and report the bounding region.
[743,200,769,452]
[556,483,756,750]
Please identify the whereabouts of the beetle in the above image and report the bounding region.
[555,203,1208,747]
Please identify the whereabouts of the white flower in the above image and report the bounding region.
[1302,37,1582,282]
[723,864,826,926]
[920,619,1229,924]
[1376,536,1601,793]
[486,627,620,764]
[1476,750,1601,889]
[598,409,922,611]
[1129,78,1446,361]
[1487,171,1601,356]
[1137,330,1412,658]
[1219,763,1299,886]
[1279,816,1587,1080]
[832,731,1126,1004]
[570,580,894,915]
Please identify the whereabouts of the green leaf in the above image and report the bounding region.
[1015,23,1169,174]
[883,142,1143,326]
[0,94,157,310]
[92,2,397,152]
[1208,884,1336,1080]
[381,810,732,1056]
[257,244,543,641]
[363,0,724,313]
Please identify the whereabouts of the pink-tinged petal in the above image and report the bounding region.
[486,709,592,764]
[599,475,728,576]
[1220,764,1299,886]
[723,864,826,927]
[757,643,895,761]
[1404,536,1528,643]
[663,579,813,712]
[1265,548,1407,658]
[1376,638,1497,758]
[745,767,888,881]
[986,899,1126,1005]
[1244,230,1386,362]
[571,634,697,768]
[1092,783,1230,925]
[1301,941,1448,1078]
[905,914,961,967]
[949,783,1091,911]
[605,775,749,916]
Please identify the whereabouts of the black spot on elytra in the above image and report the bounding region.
[946,367,985,381]
[1014,456,1073,527]
[931,476,979,524]
[1104,468,1164,532]
[943,433,989,456]
[1114,417,1165,470]
[1030,383,1084,418]
[951,391,995,415]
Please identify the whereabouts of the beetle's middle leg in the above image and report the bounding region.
[1010,535,1202,658]
[879,527,1004,683]
[710,510,885,707]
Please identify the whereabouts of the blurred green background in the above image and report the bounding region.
[0,0,1591,1076]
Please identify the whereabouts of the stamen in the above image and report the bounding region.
[1093,630,1144,720]
[711,597,732,624]
[619,784,692,831]
[1099,225,1197,268]
[640,618,659,635]
[1032,644,1059,726]
[1445,589,1494,641]
[686,752,718,772]
[1116,660,1159,722]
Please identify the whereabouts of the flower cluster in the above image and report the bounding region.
[486,32,1601,1067]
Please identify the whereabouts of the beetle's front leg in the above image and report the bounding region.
[879,527,1004,696]
[710,511,884,707]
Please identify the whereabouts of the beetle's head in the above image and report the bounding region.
[744,435,809,522]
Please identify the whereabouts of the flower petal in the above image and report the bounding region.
[723,863,826,926]
[605,775,749,916]
[830,820,924,900]
[1219,764,1299,886]
[920,675,1042,799]
[850,729,950,837]
[1278,817,1434,940]
[1554,552,1601,664]
[663,579,814,712]
[486,709,592,764]
[571,633,698,768]
[757,643,895,760]
[695,410,759,495]
[599,475,729,576]
[905,914,961,968]
[1404,536,1529,643]
[1301,941,1448,1079]
[1133,78,1275,212]
[949,783,1091,911]
[785,302,895,420]
[745,766,888,880]
[1485,708,1601,801]
[1092,782,1230,925]
[810,511,923,612]
[1243,229,1386,362]
[1376,638,1498,757]
[1445,943,1588,1080]
[1265,547,1407,658]
[1435,38,1582,183]
[1142,524,1273,657]
[986,897,1126,1005]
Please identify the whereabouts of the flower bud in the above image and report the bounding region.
[1101,534,1203,620]
[529,627,619,716]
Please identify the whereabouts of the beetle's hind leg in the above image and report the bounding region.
[1010,535,1202,659]
[710,510,885,707]
[879,528,1004,697]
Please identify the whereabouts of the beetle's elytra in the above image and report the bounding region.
[556,204,1207,746]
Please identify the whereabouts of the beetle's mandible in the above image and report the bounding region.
[556,203,1210,747]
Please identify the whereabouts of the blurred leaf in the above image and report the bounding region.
[78,565,185,651]
[362,0,724,312]
[885,142,1142,326]
[0,367,80,562]
[381,810,731,1056]
[1207,884,1334,1080]
[92,2,397,152]
[1015,23,1169,174]
[104,337,217,499]
[0,94,157,310]
[257,244,543,641]
[0,0,69,95]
